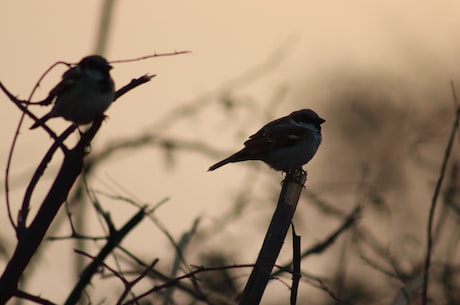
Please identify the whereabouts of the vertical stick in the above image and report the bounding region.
[239,169,306,305]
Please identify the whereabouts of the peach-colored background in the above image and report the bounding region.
[1,1,460,304]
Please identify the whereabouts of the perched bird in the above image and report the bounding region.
[208,109,325,172]
[30,55,115,129]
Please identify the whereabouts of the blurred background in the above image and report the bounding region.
[1,1,460,304]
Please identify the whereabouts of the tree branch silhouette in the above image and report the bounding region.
[422,83,460,305]
[0,74,154,305]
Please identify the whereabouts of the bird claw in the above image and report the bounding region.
[281,168,307,186]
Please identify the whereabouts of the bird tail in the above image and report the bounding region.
[208,156,234,171]
[208,150,254,171]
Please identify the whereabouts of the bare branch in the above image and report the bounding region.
[422,83,460,305]
[14,290,58,305]
[65,206,148,305]
[110,51,191,64]
[0,73,154,305]
[273,206,360,277]
[124,264,257,305]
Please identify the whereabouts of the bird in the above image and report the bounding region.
[208,109,325,172]
[30,55,115,129]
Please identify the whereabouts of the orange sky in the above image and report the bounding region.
[1,1,460,303]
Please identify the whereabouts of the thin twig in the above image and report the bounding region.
[116,246,214,304]
[0,73,153,305]
[123,264,256,305]
[4,61,70,229]
[65,207,148,305]
[110,51,191,64]
[422,82,460,305]
[14,290,58,305]
[19,126,74,233]
[113,75,155,101]
[273,206,360,277]
[74,249,159,305]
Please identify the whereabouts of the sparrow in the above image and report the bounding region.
[208,109,325,172]
[30,55,115,129]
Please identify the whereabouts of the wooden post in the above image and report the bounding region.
[238,169,306,305]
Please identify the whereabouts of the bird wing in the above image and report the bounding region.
[45,66,81,102]
[243,116,306,153]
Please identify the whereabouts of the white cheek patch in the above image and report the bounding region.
[287,134,302,140]
[85,69,104,80]
[296,121,318,132]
